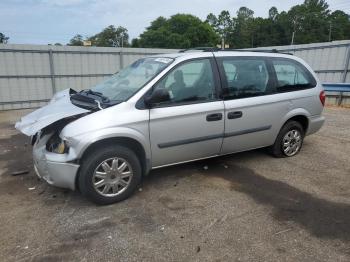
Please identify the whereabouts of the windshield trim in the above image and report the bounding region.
[91,57,175,104]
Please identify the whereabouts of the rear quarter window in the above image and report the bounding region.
[271,58,316,92]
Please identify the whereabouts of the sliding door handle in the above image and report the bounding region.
[228,111,243,119]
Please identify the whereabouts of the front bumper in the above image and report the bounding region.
[33,134,79,191]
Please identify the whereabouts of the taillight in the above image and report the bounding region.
[319,91,326,106]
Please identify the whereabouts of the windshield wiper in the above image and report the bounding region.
[71,89,116,110]
[79,89,110,103]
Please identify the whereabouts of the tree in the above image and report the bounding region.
[251,7,284,47]
[206,11,234,47]
[206,0,350,48]
[68,34,84,46]
[269,7,279,21]
[147,16,167,31]
[131,38,140,48]
[0,33,9,44]
[329,10,350,41]
[88,25,129,47]
[230,7,255,48]
[136,14,220,48]
[287,0,330,44]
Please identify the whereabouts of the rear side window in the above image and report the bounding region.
[272,58,316,92]
[220,58,272,99]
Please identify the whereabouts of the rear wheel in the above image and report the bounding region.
[79,145,142,205]
[270,121,305,158]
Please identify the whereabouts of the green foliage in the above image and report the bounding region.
[88,25,129,47]
[133,14,220,48]
[330,10,350,40]
[205,0,350,48]
[0,32,9,44]
[206,11,234,42]
[68,34,84,46]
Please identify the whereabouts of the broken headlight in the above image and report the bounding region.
[46,134,69,154]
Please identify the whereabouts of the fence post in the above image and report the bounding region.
[119,49,124,70]
[48,49,56,94]
[339,45,350,105]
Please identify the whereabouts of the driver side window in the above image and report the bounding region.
[154,59,216,104]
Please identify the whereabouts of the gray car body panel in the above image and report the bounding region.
[15,51,325,191]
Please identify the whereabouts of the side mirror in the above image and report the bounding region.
[144,89,170,107]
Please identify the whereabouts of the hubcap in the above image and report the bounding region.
[282,129,302,156]
[92,157,133,197]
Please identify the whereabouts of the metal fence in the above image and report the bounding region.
[322,83,350,106]
[1,40,350,110]
[0,44,177,110]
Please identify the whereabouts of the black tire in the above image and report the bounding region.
[270,120,305,158]
[78,145,142,205]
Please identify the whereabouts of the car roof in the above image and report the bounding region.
[151,50,295,60]
[150,52,205,59]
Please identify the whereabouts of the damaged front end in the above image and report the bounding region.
[15,87,122,191]
[32,114,85,153]
[30,114,88,191]
[15,88,95,190]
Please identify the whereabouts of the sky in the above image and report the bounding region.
[0,0,349,45]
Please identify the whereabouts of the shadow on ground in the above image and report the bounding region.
[147,155,350,242]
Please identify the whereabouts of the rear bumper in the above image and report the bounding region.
[306,115,325,136]
[33,134,79,191]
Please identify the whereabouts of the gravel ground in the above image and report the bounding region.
[0,107,349,262]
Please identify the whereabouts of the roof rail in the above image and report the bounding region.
[178,47,219,53]
[179,47,293,55]
[221,48,293,55]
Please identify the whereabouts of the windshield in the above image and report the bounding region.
[92,57,174,101]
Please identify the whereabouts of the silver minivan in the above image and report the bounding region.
[16,49,325,204]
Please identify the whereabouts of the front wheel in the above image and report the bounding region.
[270,121,305,158]
[79,145,142,205]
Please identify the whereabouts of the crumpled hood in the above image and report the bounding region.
[15,89,90,136]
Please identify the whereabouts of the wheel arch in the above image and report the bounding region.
[280,109,310,134]
[76,136,150,191]
[285,115,309,133]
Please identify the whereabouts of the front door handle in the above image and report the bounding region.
[206,113,223,122]
[228,111,243,119]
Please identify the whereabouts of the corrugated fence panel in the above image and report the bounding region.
[54,76,107,92]
[52,52,118,75]
[1,42,349,110]
[0,44,177,110]
[346,74,350,82]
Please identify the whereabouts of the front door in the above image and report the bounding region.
[149,58,225,167]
